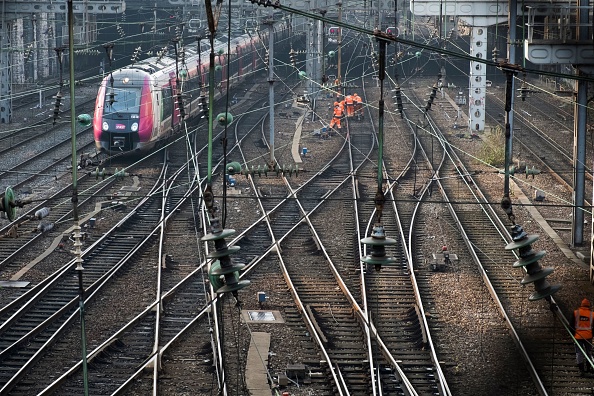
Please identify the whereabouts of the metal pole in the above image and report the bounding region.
[572,0,589,246]
[266,19,276,169]
[376,38,387,221]
[573,75,587,245]
[506,0,517,170]
[501,69,516,223]
[67,1,88,394]
[320,10,326,87]
[337,1,342,93]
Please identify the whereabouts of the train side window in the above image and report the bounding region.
[162,87,173,120]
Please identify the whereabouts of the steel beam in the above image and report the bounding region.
[411,1,510,17]
[0,1,125,15]
[525,42,594,64]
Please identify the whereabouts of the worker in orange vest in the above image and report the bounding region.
[329,101,343,130]
[344,94,354,117]
[352,93,362,119]
[573,298,594,376]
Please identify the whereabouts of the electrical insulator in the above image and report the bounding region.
[176,92,186,119]
[393,86,403,118]
[518,83,529,101]
[24,45,33,62]
[361,225,397,271]
[52,92,63,124]
[131,46,142,64]
[107,89,116,108]
[203,219,250,298]
[289,49,296,67]
[492,47,499,62]
[117,24,125,38]
[1,187,17,222]
[448,28,456,41]
[504,224,561,301]
[425,84,438,112]
[264,50,269,64]
[199,95,209,119]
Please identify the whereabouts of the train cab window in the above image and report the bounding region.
[104,88,141,114]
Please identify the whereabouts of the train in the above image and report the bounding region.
[93,19,290,154]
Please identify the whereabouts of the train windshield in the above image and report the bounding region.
[104,88,142,114]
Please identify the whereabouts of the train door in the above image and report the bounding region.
[237,45,243,77]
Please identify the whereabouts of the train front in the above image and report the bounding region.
[93,69,154,153]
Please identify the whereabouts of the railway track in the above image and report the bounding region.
[0,151,170,394]
[406,81,592,394]
[1,28,592,394]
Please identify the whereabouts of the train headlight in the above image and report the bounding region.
[102,121,109,131]
[131,122,139,132]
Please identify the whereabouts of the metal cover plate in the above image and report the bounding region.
[242,310,285,324]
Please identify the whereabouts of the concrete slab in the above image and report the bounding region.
[292,109,305,164]
[245,332,271,396]
[0,281,30,288]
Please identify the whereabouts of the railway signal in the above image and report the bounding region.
[504,224,561,301]
[328,27,341,36]
[386,27,399,37]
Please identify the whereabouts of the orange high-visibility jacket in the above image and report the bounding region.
[333,105,343,117]
[575,307,594,339]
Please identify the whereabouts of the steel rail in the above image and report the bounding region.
[409,86,550,395]
[0,156,170,394]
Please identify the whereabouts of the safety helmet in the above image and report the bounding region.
[334,101,339,107]
[582,298,591,307]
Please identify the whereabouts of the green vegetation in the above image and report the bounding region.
[478,126,505,166]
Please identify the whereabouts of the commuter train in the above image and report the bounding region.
[93,20,289,153]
